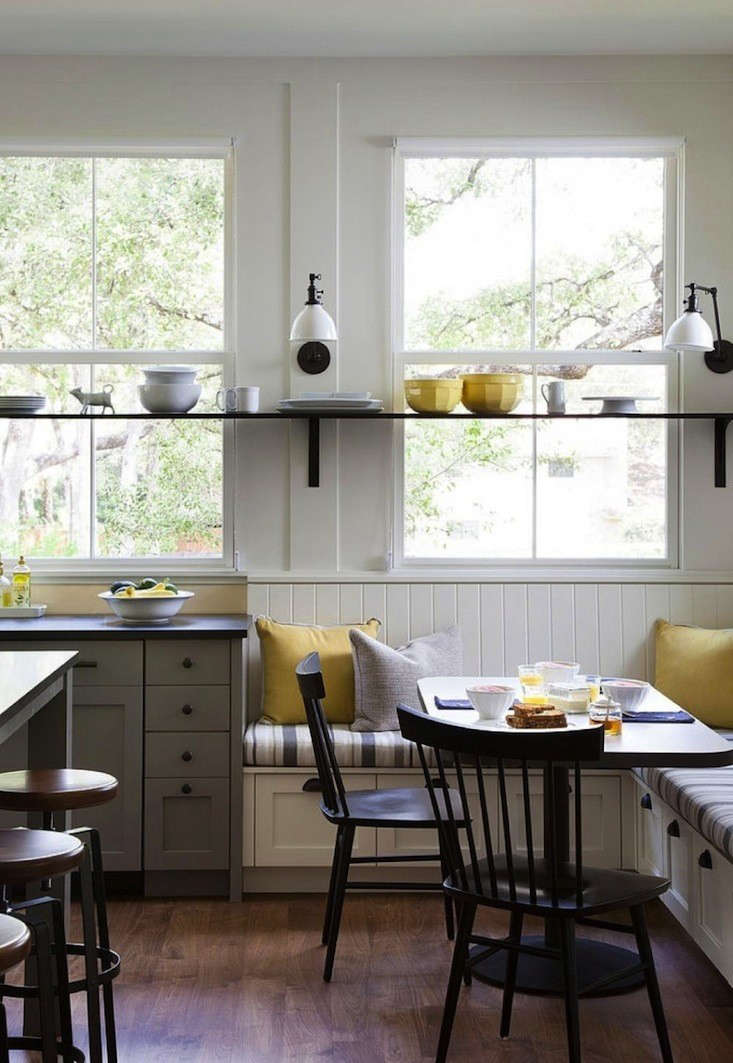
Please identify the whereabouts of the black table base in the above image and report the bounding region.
[469,936,644,996]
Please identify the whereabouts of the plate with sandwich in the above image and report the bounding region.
[484,700,597,731]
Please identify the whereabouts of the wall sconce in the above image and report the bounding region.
[289,272,337,375]
[665,282,733,373]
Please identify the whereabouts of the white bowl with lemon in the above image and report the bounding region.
[99,579,194,624]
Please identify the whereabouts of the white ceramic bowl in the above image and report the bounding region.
[601,678,650,711]
[143,366,199,385]
[466,684,516,720]
[138,382,202,413]
[99,590,194,625]
[535,660,580,685]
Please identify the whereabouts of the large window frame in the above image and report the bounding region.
[391,136,684,572]
[0,138,236,575]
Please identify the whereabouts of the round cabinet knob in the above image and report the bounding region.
[182,657,193,669]
[181,751,193,763]
[181,784,192,795]
[181,704,193,716]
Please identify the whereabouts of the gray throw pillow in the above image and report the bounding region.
[350,626,463,732]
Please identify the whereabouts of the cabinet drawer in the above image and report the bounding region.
[145,732,228,778]
[145,639,229,685]
[144,777,229,870]
[0,640,143,686]
[145,686,230,732]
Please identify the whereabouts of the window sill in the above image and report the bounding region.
[28,567,244,585]
[247,568,733,585]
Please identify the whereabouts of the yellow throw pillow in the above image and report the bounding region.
[654,618,733,727]
[256,616,381,724]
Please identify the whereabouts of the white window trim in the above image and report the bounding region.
[390,135,684,574]
[0,139,237,574]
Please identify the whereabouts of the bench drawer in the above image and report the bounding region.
[145,732,229,778]
[145,685,230,732]
[145,639,229,685]
[254,773,376,867]
[145,777,229,870]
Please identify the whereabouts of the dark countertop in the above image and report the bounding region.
[0,614,251,640]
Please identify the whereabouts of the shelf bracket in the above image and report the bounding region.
[714,416,732,488]
[308,416,320,488]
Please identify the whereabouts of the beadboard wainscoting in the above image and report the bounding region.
[245,580,733,719]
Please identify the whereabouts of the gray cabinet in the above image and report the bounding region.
[144,778,230,870]
[71,685,143,871]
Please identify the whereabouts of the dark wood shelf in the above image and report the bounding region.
[2,409,732,487]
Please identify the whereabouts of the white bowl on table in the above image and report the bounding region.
[143,365,199,385]
[601,678,650,711]
[466,684,516,720]
[138,382,201,413]
[98,590,194,625]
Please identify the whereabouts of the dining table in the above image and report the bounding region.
[417,675,733,998]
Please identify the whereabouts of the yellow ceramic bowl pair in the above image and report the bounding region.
[404,373,522,414]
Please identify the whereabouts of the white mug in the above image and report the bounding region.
[216,385,260,413]
[541,380,566,414]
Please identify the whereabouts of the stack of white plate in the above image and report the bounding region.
[277,393,383,412]
[0,395,46,415]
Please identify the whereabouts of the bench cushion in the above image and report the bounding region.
[243,719,434,768]
[632,730,733,861]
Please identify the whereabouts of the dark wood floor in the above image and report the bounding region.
[8,894,733,1062]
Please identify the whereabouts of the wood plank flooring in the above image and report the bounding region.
[8,894,733,1062]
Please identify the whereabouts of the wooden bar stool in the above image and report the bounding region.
[0,770,120,1063]
[0,914,31,1063]
[0,827,85,1062]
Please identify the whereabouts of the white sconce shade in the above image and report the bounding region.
[289,302,337,342]
[665,308,714,352]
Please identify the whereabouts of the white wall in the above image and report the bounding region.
[1,55,733,579]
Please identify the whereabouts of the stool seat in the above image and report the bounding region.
[0,828,83,883]
[0,913,30,974]
[0,769,118,813]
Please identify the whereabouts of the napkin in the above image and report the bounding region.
[434,696,473,711]
[622,709,694,724]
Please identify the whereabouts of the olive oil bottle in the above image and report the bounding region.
[0,559,11,608]
[12,555,31,607]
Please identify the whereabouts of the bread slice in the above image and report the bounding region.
[506,708,567,730]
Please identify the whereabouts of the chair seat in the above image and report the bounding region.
[445,855,669,917]
[0,828,84,884]
[0,913,31,974]
[0,769,118,813]
[322,785,466,827]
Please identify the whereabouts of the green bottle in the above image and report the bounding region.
[12,555,31,607]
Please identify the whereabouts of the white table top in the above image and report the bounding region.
[417,677,733,768]
[0,650,78,722]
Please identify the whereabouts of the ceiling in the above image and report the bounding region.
[2,0,733,57]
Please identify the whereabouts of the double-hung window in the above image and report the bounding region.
[0,142,233,568]
[392,137,682,567]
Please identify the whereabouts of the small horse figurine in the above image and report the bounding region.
[70,384,115,415]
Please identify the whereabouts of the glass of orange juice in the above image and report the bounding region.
[586,674,601,703]
[517,665,548,705]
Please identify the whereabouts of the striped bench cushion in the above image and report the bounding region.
[632,730,733,863]
[243,719,434,768]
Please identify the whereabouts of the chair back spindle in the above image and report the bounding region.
[397,705,604,907]
[296,653,349,818]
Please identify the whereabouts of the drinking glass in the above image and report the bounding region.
[517,665,547,705]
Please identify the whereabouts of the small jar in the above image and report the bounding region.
[589,695,622,736]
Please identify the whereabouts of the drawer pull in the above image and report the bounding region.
[181,704,193,716]
[302,777,322,793]
[699,849,713,870]
[181,751,193,763]
[640,793,653,810]
[181,784,192,795]
[75,660,98,669]
[182,657,193,669]
[667,819,680,838]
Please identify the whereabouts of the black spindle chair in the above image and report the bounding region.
[397,704,673,1063]
[295,652,466,982]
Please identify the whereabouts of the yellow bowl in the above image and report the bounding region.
[461,373,522,414]
[404,377,463,414]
